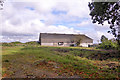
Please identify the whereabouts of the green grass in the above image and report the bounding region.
[2,45,119,78]
[2,46,23,55]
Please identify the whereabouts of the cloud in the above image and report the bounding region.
[77,20,91,27]
[1,0,114,43]
[1,18,81,42]
[75,19,114,43]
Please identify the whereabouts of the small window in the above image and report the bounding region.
[58,42,64,45]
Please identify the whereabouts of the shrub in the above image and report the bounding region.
[98,40,117,50]
[2,43,13,46]
[11,41,22,44]
[25,41,40,46]
[2,41,23,46]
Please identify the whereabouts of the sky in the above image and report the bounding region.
[0,0,114,43]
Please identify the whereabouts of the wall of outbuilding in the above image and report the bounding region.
[40,33,93,47]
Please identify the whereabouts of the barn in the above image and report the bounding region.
[39,33,93,47]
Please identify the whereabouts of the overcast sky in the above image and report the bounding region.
[1,0,114,43]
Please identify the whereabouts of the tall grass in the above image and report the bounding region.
[14,46,118,78]
[2,44,119,78]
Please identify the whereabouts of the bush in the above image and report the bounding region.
[25,41,39,45]
[2,41,23,46]
[11,41,22,44]
[98,40,117,50]
[2,43,13,46]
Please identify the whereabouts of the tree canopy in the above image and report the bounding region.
[0,0,4,10]
[101,35,108,42]
[88,1,120,45]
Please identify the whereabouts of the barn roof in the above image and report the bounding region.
[40,33,92,39]
[39,33,93,43]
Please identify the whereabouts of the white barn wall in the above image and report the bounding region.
[80,43,93,47]
[41,43,54,46]
[41,42,93,47]
[41,43,71,46]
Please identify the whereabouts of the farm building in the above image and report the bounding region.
[39,33,93,47]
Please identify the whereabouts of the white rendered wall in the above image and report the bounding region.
[41,43,54,46]
[41,43,93,47]
[80,43,93,47]
[41,43,71,46]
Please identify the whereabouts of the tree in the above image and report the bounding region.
[99,39,117,50]
[76,38,81,46]
[101,35,108,42]
[74,36,82,46]
[88,1,120,46]
[0,0,4,10]
[99,35,117,50]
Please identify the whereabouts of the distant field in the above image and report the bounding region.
[2,44,119,78]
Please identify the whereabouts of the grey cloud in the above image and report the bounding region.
[2,31,36,36]
[10,18,22,26]
[1,35,39,43]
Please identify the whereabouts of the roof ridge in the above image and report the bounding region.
[40,33,84,35]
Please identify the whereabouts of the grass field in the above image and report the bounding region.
[2,44,119,78]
